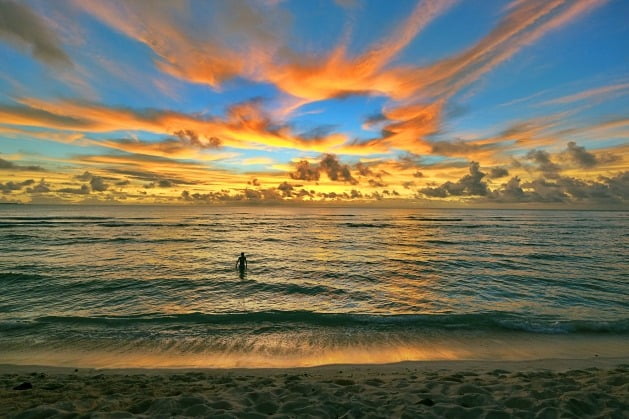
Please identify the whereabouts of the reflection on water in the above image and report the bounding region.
[0,205,627,368]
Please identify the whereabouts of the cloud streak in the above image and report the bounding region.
[0,0,72,68]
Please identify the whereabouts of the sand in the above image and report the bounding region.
[1,358,627,418]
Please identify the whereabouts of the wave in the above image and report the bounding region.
[407,217,463,222]
[0,272,49,282]
[28,311,629,334]
[343,223,391,228]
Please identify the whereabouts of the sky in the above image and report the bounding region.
[0,0,627,207]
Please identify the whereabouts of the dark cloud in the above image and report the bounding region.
[290,160,320,181]
[419,161,488,198]
[368,178,386,188]
[106,167,195,186]
[526,149,561,178]
[490,172,629,204]
[288,155,364,185]
[75,171,93,181]
[277,181,293,197]
[181,186,284,203]
[90,176,108,191]
[74,171,108,191]
[115,179,130,186]
[562,141,596,168]
[0,157,44,171]
[354,162,374,177]
[488,167,509,179]
[0,179,34,193]
[413,171,424,178]
[0,0,72,67]
[320,154,357,184]
[248,178,261,186]
[26,178,50,193]
[58,184,90,195]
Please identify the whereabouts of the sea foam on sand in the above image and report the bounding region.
[1,358,627,418]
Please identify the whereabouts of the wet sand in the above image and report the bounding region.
[1,358,627,418]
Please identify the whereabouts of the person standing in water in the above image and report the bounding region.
[236,252,247,271]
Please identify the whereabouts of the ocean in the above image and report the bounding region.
[1,205,627,368]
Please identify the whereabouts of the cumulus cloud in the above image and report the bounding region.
[181,186,285,202]
[0,0,72,67]
[26,178,50,193]
[562,141,597,168]
[90,176,109,191]
[277,181,293,197]
[488,167,509,179]
[489,171,629,204]
[74,171,108,191]
[290,160,320,182]
[320,154,357,184]
[526,149,561,178]
[419,161,488,198]
[289,154,358,184]
[0,179,34,193]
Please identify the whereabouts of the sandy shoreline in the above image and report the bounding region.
[2,358,627,418]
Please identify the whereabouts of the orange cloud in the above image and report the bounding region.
[0,98,349,154]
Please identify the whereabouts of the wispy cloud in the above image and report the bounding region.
[540,82,629,105]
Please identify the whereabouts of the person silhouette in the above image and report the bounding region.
[236,252,247,272]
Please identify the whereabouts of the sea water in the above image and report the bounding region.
[0,205,627,368]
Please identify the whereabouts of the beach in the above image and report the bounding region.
[2,358,627,418]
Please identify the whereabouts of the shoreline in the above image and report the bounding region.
[2,355,628,375]
[2,357,627,417]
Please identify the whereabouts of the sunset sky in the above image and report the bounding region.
[0,0,627,206]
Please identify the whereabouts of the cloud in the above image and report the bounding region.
[73,170,109,191]
[320,154,357,184]
[0,179,34,193]
[0,157,44,171]
[488,167,509,179]
[75,171,93,181]
[181,186,285,202]
[561,141,597,168]
[277,181,293,197]
[0,98,347,153]
[0,0,72,67]
[540,82,629,106]
[526,149,561,178]
[431,139,483,156]
[90,176,108,192]
[289,154,357,184]
[57,184,90,194]
[490,172,629,204]
[26,178,50,193]
[419,161,488,197]
[290,160,320,181]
